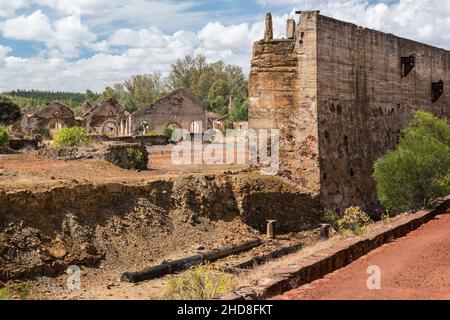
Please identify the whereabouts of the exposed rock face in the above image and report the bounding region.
[249,11,450,214]
[0,174,320,281]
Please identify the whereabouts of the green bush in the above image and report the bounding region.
[337,206,371,236]
[165,264,236,300]
[53,127,92,148]
[373,112,450,212]
[126,147,146,170]
[323,210,340,230]
[164,127,175,140]
[0,95,21,125]
[0,287,9,300]
[0,125,10,148]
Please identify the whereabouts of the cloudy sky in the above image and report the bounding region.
[0,0,449,92]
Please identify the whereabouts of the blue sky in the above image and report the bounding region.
[0,0,449,92]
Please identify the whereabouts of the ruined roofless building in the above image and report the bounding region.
[131,89,208,135]
[81,98,132,137]
[249,11,450,213]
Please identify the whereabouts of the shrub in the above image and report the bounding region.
[0,125,10,148]
[17,282,29,300]
[164,127,175,140]
[0,95,21,125]
[373,112,450,212]
[126,147,146,170]
[165,264,236,300]
[0,287,9,300]
[53,127,92,148]
[323,210,340,230]
[337,206,371,236]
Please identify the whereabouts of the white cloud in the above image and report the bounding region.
[0,45,12,63]
[34,0,111,15]
[0,0,30,17]
[0,10,96,57]
[1,1,450,92]
[0,10,54,42]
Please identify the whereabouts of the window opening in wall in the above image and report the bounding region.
[432,80,444,103]
[401,55,415,77]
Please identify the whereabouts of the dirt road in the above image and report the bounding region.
[274,213,450,300]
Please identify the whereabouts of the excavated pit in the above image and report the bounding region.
[0,173,321,281]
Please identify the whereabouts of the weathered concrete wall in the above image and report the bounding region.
[249,11,450,214]
[315,14,450,212]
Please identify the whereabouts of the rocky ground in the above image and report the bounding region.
[0,149,321,300]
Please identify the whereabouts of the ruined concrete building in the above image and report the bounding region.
[131,89,208,135]
[82,98,132,137]
[249,11,450,213]
[20,102,77,136]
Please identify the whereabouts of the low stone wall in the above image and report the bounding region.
[38,143,149,170]
[9,139,39,151]
[92,135,168,146]
[103,143,148,170]
[220,195,450,300]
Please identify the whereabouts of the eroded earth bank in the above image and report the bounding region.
[0,154,322,299]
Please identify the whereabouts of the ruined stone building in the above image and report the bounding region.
[249,11,450,213]
[11,105,38,136]
[18,102,77,136]
[131,89,208,135]
[81,98,132,137]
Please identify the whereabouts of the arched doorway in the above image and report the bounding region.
[48,119,64,137]
[165,123,185,142]
[102,121,119,137]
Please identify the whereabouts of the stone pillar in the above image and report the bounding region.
[286,19,296,39]
[264,13,273,42]
[128,115,132,136]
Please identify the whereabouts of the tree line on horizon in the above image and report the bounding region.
[2,55,249,123]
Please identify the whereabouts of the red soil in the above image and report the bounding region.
[274,213,450,300]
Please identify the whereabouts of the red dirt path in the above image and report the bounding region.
[274,212,450,300]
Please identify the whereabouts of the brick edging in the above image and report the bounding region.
[220,196,450,300]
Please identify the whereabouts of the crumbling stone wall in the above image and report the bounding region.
[81,99,131,137]
[249,11,450,213]
[131,89,208,135]
[249,12,320,194]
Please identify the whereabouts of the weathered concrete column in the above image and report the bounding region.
[266,220,277,239]
[286,19,296,39]
[264,13,273,42]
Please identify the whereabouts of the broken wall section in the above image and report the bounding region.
[249,12,321,193]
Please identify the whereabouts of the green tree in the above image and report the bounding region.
[231,98,248,122]
[373,112,450,212]
[0,95,22,125]
[167,55,248,117]
[124,73,166,109]
[0,125,10,148]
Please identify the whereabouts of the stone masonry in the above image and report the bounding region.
[249,11,450,213]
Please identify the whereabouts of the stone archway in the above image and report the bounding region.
[102,121,119,137]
